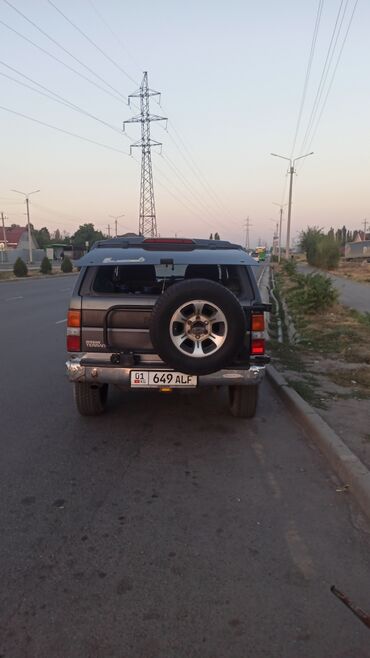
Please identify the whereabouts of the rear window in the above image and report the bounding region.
[92,263,247,297]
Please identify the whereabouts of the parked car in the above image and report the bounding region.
[66,237,270,418]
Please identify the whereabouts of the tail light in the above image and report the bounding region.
[251,312,265,355]
[67,309,81,352]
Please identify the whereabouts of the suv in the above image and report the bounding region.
[66,237,270,418]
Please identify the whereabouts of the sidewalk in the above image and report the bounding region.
[297,263,370,313]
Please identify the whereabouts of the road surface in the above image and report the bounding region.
[1,273,370,658]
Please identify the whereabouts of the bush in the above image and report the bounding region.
[288,272,338,313]
[299,227,340,269]
[282,259,297,277]
[314,236,340,270]
[61,256,73,273]
[40,256,52,274]
[13,257,28,277]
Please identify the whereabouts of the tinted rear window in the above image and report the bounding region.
[92,263,248,297]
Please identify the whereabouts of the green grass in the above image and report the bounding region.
[349,309,370,328]
[267,340,307,372]
[286,378,327,409]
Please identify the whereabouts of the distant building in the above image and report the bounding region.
[0,225,39,250]
[0,225,43,265]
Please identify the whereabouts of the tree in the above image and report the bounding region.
[53,228,62,241]
[209,233,213,240]
[40,256,52,274]
[214,232,220,240]
[299,226,323,264]
[33,227,51,249]
[72,223,104,249]
[61,256,73,273]
[13,257,28,277]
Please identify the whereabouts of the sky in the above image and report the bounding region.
[0,0,368,247]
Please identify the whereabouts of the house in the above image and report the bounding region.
[0,225,39,250]
[0,225,43,265]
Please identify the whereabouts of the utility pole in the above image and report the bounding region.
[11,189,40,263]
[271,152,313,258]
[1,212,8,251]
[123,72,167,237]
[244,217,252,250]
[273,202,287,263]
[109,214,125,237]
[362,218,368,239]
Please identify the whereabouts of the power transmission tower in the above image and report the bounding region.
[362,218,368,239]
[123,72,167,237]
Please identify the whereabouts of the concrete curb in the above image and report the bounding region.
[0,272,77,283]
[267,364,370,523]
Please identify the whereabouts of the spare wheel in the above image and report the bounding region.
[149,278,246,375]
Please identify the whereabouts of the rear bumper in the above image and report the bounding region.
[66,356,265,387]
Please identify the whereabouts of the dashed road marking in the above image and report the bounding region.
[5,295,23,301]
[56,318,67,324]
[286,522,315,580]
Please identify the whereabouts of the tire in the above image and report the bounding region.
[229,385,258,418]
[149,278,246,375]
[73,383,108,416]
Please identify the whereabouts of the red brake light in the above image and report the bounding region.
[251,339,265,355]
[67,308,81,352]
[251,312,265,355]
[143,238,194,244]
[67,335,81,352]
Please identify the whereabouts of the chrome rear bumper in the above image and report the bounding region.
[66,355,265,387]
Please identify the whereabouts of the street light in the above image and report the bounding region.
[270,152,313,259]
[11,189,40,263]
[109,213,125,238]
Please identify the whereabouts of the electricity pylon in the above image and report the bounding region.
[123,72,167,237]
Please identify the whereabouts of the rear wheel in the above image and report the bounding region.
[228,385,258,418]
[73,383,108,416]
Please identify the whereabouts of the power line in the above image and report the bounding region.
[87,0,143,77]
[0,63,126,137]
[0,105,131,156]
[298,0,350,156]
[130,154,222,233]
[290,0,324,157]
[3,0,129,102]
[0,17,126,105]
[47,0,138,86]
[163,120,237,223]
[43,0,235,226]
[303,0,359,155]
[160,153,232,230]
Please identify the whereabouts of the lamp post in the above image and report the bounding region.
[109,213,125,238]
[11,189,40,263]
[271,152,313,258]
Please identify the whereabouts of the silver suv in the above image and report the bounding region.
[66,237,270,417]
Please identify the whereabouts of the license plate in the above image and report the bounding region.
[130,370,197,388]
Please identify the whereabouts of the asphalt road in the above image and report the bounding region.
[297,263,370,313]
[1,274,370,658]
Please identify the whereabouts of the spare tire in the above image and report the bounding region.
[149,278,246,375]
